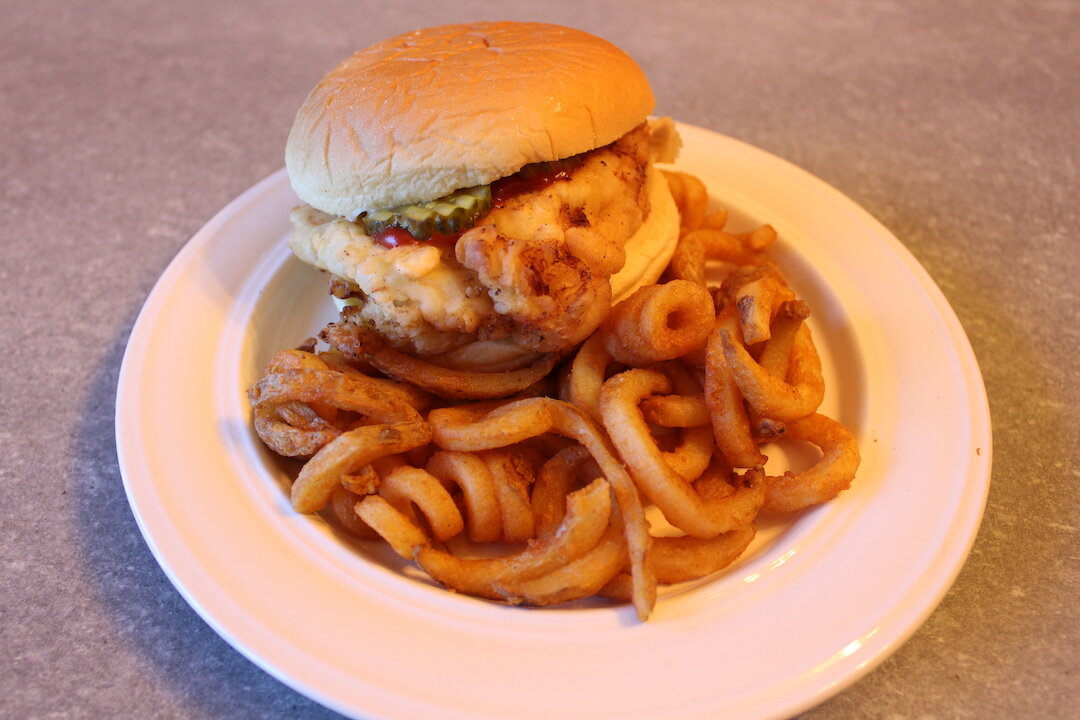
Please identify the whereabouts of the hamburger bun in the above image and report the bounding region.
[286,22,656,219]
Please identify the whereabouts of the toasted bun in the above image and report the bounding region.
[610,165,679,303]
[286,22,655,219]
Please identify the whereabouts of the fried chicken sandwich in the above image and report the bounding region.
[285,22,681,372]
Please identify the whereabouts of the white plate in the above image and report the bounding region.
[116,123,991,720]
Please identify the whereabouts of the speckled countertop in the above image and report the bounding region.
[2,1,1077,718]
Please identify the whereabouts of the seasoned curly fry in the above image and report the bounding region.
[662,169,709,233]
[563,333,616,424]
[479,450,536,542]
[735,276,796,344]
[599,521,757,600]
[669,228,762,286]
[764,414,860,511]
[600,368,765,538]
[249,367,424,423]
[497,512,627,606]
[379,465,464,542]
[424,451,503,543]
[703,307,767,468]
[429,397,656,621]
[328,484,379,539]
[291,421,432,513]
[721,323,825,422]
[599,280,715,367]
[531,445,591,538]
[651,363,714,482]
[416,478,611,600]
[756,300,811,378]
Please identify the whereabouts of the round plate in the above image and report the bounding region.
[116,123,991,720]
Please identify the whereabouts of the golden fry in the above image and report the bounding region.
[531,445,591,538]
[379,465,464,542]
[497,513,627,606]
[599,280,715,367]
[735,276,795,345]
[721,323,824,422]
[564,333,616,424]
[291,421,432,513]
[429,397,656,621]
[703,308,767,468]
[425,451,503,543]
[764,414,861,512]
[600,521,756,600]
[414,478,612,600]
[662,169,709,233]
[600,368,765,538]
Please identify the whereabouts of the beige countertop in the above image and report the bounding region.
[2,1,1076,718]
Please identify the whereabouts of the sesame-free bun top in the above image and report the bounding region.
[285,22,656,219]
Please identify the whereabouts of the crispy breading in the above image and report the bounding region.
[457,125,649,351]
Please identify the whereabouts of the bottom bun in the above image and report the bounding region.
[609,164,680,303]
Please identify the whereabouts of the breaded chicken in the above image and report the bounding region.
[456,124,650,352]
[291,124,651,357]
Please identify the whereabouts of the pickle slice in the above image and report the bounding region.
[361,185,492,240]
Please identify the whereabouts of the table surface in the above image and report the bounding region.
[3,1,1077,718]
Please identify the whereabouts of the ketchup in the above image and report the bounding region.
[372,226,463,249]
[491,157,583,206]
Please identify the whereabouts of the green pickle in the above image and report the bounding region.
[361,185,492,240]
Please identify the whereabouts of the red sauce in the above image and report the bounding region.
[492,158,583,206]
[372,226,463,249]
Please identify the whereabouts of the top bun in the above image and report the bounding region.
[285,22,656,219]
